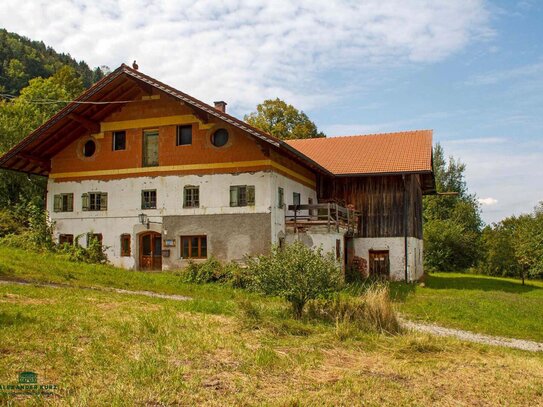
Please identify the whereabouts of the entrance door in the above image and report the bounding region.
[369,250,389,279]
[139,231,162,270]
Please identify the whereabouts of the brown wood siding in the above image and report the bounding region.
[320,174,423,239]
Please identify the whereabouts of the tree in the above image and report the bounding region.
[244,98,325,140]
[246,241,341,318]
[423,144,483,272]
[0,66,78,211]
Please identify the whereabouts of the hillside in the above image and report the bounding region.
[0,28,105,95]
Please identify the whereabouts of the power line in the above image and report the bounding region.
[0,93,137,105]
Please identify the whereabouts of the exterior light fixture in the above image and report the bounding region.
[138,213,149,229]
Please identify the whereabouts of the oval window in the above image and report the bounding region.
[211,129,229,147]
[83,140,96,157]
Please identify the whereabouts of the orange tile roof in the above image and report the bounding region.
[285,130,433,175]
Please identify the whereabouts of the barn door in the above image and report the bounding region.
[139,231,162,270]
[369,250,389,279]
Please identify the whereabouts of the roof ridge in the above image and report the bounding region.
[287,129,433,143]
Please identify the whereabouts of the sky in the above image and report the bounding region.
[0,0,541,224]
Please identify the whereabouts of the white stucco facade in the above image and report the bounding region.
[353,236,423,281]
[48,170,316,268]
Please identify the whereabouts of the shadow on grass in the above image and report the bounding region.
[0,311,37,327]
[421,273,541,293]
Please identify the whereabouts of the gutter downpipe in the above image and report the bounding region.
[403,174,409,283]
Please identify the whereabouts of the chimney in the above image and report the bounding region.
[214,101,227,113]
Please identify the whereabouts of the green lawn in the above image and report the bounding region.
[393,272,543,342]
[1,250,543,405]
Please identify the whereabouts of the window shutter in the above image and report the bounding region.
[81,193,89,211]
[247,185,255,206]
[100,192,108,211]
[53,195,61,212]
[230,186,238,207]
[67,194,74,212]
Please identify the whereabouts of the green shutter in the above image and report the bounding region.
[247,185,255,206]
[67,194,74,212]
[100,192,108,211]
[53,195,61,212]
[230,186,238,207]
[81,193,89,211]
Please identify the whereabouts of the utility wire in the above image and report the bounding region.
[0,93,138,105]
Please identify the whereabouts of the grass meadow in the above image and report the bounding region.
[0,247,542,405]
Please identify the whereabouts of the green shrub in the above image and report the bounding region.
[57,234,108,264]
[180,257,253,287]
[246,241,342,319]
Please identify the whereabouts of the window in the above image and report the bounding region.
[87,233,103,247]
[336,239,341,260]
[141,190,157,209]
[58,234,74,245]
[183,186,199,208]
[230,185,255,207]
[82,192,107,211]
[278,187,284,208]
[120,234,131,256]
[143,130,159,167]
[211,128,229,147]
[53,193,74,212]
[83,140,96,157]
[176,125,192,146]
[113,131,126,151]
[293,192,301,206]
[180,236,207,259]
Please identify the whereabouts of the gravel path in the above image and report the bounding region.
[401,319,543,352]
[0,279,191,301]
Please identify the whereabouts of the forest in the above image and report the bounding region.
[0,29,541,282]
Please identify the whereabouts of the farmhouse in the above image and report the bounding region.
[0,64,435,281]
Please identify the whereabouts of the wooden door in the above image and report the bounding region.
[143,130,159,167]
[139,232,162,270]
[369,250,389,279]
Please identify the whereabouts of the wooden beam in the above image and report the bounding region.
[19,153,51,172]
[68,113,100,133]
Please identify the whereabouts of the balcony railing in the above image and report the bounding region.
[285,203,358,234]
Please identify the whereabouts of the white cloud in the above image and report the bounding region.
[0,0,490,113]
[478,197,498,206]
[465,61,543,86]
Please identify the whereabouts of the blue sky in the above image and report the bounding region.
[0,0,541,223]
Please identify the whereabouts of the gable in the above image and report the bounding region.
[0,64,330,181]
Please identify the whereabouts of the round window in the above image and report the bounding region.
[83,140,96,157]
[211,128,229,147]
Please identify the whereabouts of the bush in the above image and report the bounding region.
[180,257,252,287]
[246,241,342,318]
[306,283,401,335]
[57,234,108,264]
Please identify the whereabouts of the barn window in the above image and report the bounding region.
[113,131,126,151]
[180,236,207,259]
[82,192,107,211]
[141,190,157,209]
[53,193,74,212]
[293,192,301,206]
[83,140,96,157]
[230,185,255,207]
[183,186,199,208]
[176,125,192,146]
[120,234,131,256]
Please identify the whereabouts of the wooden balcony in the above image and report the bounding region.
[285,203,359,235]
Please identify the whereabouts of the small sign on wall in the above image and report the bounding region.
[164,239,176,247]
[162,249,170,258]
